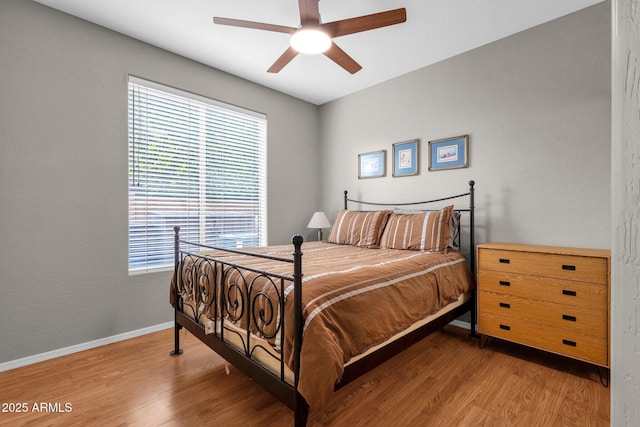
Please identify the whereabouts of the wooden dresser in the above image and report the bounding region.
[477,242,610,367]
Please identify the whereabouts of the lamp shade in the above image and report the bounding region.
[307,211,332,229]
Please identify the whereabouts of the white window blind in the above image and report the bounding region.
[128,76,267,273]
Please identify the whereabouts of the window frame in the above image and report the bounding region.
[127,76,267,274]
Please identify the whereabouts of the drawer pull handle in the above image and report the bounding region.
[499,324,511,331]
[562,339,577,347]
[499,302,511,308]
[562,314,577,322]
[499,280,511,287]
[499,258,510,264]
[562,290,577,296]
[562,264,576,271]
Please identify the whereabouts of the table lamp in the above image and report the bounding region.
[307,211,332,241]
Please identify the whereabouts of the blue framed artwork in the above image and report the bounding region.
[428,135,469,171]
[358,150,386,179]
[392,139,419,177]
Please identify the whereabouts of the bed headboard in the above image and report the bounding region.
[343,180,476,275]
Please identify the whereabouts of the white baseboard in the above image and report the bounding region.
[0,321,173,373]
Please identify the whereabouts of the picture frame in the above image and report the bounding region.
[358,150,386,179]
[392,139,419,177]
[428,135,469,171]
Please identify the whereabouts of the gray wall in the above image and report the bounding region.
[0,0,319,363]
[319,2,611,252]
[611,0,640,424]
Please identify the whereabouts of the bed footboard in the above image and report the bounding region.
[170,227,308,426]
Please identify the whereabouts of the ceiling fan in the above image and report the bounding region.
[213,0,407,74]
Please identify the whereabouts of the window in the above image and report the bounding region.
[128,76,267,273]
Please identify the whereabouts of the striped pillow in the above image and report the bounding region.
[380,206,453,252]
[327,209,391,248]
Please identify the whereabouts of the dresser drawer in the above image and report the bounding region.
[479,311,608,366]
[478,249,607,284]
[478,291,607,338]
[478,270,607,311]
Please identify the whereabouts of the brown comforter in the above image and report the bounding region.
[170,241,474,408]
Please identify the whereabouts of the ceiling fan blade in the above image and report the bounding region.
[321,8,406,38]
[298,0,321,26]
[267,46,299,73]
[324,42,362,74]
[213,17,296,34]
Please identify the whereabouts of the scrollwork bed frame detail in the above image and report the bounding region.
[171,230,308,425]
[170,181,477,427]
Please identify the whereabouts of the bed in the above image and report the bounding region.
[169,181,477,426]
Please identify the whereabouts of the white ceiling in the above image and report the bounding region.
[33,0,604,105]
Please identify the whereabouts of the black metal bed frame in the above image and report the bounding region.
[170,180,477,427]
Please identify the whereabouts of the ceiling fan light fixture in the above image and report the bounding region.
[290,28,331,54]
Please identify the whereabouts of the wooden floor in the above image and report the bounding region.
[0,325,609,426]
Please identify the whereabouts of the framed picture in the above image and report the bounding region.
[358,150,386,179]
[392,139,419,177]
[428,135,469,171]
